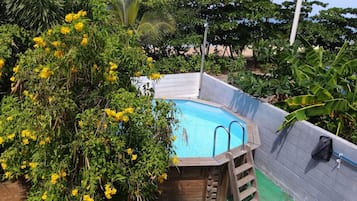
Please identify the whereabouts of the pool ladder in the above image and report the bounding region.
[212,121,259,201]
[212,120,245,157]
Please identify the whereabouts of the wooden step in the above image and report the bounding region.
[234,163,253,175]
[239,186,257,200]
[237,174,255,188]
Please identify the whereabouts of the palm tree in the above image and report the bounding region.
[4,0,65,33]
[108,0,175,45]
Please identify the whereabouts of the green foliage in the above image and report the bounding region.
[279,43,357,143]
[0,24,31,99]
[108,0,175,46]
[3,0,65,33]
[0,9,176,201]
[155,54,246,75]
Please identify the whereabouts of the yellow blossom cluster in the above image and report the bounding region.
[105,62,119,83]
[71,188,79,196]
[83,195,94,201]
[104,107,134,122]
[39,67,54,79]
[51,41,61,48]
[0,137,3,145]
[60,26,71,35]
[104,184,117,199]
[50,170,66,185]
[126,148,138,161]
[81,34,88,46]
[21,129,37,145]
[28,162,38,169]
[150,73,161,80]
[41,192,47,200]
[33,37,47,48]
[74,22,84,32]
[0,58,5,69]
[65,10,87,23]
[13,65,20,73]
[23,90,38,102]
[39,137,51,145]
[157,173,168,183]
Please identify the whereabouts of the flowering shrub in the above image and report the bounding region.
[0,9,175,201]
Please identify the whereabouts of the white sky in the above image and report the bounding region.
[273,0,357,15]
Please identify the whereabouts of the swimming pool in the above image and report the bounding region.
[159,99,261,201]
[172,99,248,157]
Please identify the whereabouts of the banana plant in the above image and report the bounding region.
[279,42,357,141]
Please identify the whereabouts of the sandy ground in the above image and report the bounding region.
[0,181,26,201]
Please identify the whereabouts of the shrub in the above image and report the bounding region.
[0,9,176,201]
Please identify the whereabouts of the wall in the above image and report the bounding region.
[199,73,357,201]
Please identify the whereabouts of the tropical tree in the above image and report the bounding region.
[3,0,65,33]
[108,0,175,46]
[279,43,357,143]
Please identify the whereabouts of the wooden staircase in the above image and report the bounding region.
[226,145,259,201]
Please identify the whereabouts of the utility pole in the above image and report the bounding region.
[198,21,209,98]
[290,0,303,45]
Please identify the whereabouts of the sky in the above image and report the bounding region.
[273,0,357,16]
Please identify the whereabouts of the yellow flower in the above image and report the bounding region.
[146,57,154,63]
[127,148,133,155]
[54,50,64,58]
[171,135,177,141]
[60,26,71,35]
[6,116,13,121]
[39,140,46,145]
[131,154,138,161]
[7,133,15,140]
[0,137,3,145]
[104,184,117,199]
[51,41,61,48]
[148,63,153,68]
[60,170,67,177]
[51,173,60,184]
[48,96,55,103]
[28,162,38,169]
[78,10,87,17]
[124,107,134,114]
[65,13,74,23]
[0,58,4,69]
[22,138,29,145]
[134,71,142,77]
[10,76,15,82]
[80,37,88,46]
[45,48,50,53]
[127,30,133,36]
[39,67,54,79]
[150,73,161,80]
[172,155,179,165]
[1,162,7,170]
[83,195,94,201]
[41,192,47,200]
[47,29,53,35]
[105,73,118,83]
[158,173,168,183]
[4,171,11,179]
[45,137,51,143]
[24,174,29,179]
[71,189,78,196]
[13,65,19,73]
[109,62,118,70]
[74,22,84,32]
[73,13,81,20]
[33,37,46,47]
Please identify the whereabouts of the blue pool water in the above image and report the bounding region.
[171,100,247,158]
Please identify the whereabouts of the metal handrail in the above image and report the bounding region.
[228,120,245,151]
[212,125,230,157]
